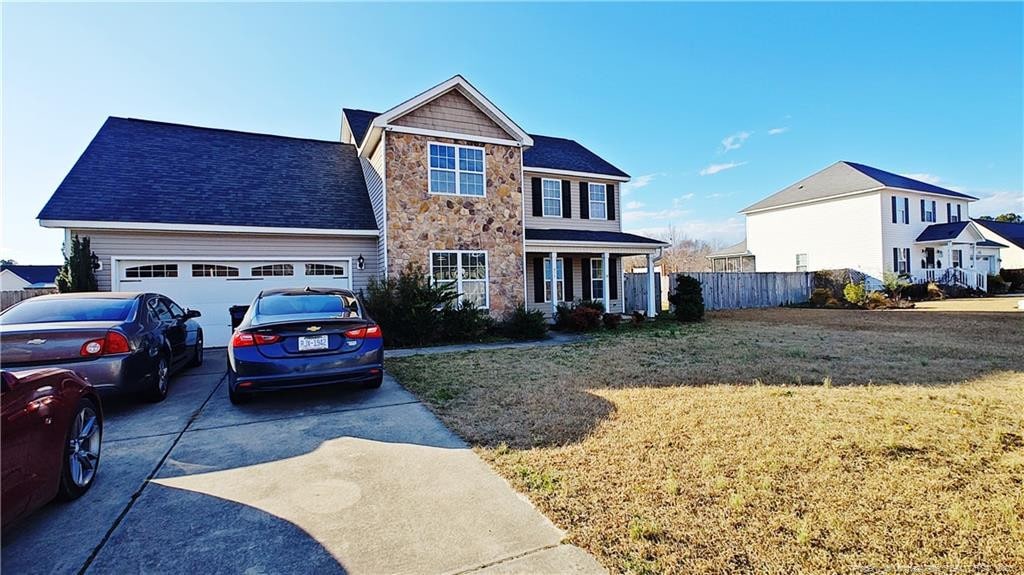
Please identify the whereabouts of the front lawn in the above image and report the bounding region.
[388,308,1024,574]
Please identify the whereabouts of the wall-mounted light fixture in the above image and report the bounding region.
[357,255,365,270]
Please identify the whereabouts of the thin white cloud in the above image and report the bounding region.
[705,192,734,199]
[767,127,789,135]
[901,172,965,192]
[621,173,662,196]
[973,190,1024,217]
[699,161,747,176]
[622,208,691,223]
[625,200,646,210]
[626,217,746,245]
[673,193,695,204]
[721,131,752,152]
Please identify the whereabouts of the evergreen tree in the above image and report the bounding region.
[56,235,99,293]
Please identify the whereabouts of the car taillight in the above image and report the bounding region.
[344,325,382,339]
[231,332,281,347]
[80,331,132,357]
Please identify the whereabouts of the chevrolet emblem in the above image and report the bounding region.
[306,326,322,332]
[27,339,47,345]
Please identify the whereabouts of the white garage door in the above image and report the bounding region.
[114,259,352,347]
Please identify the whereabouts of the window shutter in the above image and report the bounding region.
[903,198,910,224]
[891,196,897,223]
[920,199,925,221]
[947,203,952,222]
[579,182,590,219]
[893,248,899,272]
[905,248,911,274]
[531,178,543,217]
[561,180,572,218]
[609,257,618,300]
[581,260,592,300]
[931,201,936,220]
[564,258,574,302]
[607,184,616,220]
[533,258,544,303]
[957,204,962,221]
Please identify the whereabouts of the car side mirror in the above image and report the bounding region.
[185,309,202,319]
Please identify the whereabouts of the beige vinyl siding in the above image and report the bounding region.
[523,171,622,232]
[524,254,624,316]
[391,90,512,140]
[73,229,379,293]
[365,136,387,277]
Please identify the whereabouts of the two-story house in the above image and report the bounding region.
[708,161,1005,290]
[37,76,666,346]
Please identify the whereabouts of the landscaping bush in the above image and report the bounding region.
[866,291,890,309]
[56,234,99,293]
[988,274,1010,295]
[882,272,911,304]
[927,282,945,300]
[362,264,459,347]
[577,299,605,313]
[667,275,704,322]
[809,288,832,308]
[824,297,842,309]
[813,269,866,298]
[1000,268,1024,292]
[566,306,603,331]
[441,300,493,342]
[501,305,548,340]
[842,282,868,307]
[602,313,622,330]
[631,310,647,327]
[554,303,574,330]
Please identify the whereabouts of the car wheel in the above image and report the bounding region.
[145,354,170,403]
[57,397,102,501]
[188,333,204,367]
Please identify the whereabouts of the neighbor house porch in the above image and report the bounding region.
[910,221,1006,291]
[524,229,667,318]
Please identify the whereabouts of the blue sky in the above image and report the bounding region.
[3,2,1022,264]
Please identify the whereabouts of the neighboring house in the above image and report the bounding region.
[709,161,1004,290]
[38,75,665,346]
[0,265,61,291]
[974,219,1024,269]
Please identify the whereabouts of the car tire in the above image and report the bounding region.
[144,353,170,403]
[188,333,204,368]
[364,373,384,389]
[57,397,102,501]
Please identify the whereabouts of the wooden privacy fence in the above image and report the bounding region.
[624,272,814,312]
[623,272,665,313]
[1,289,57,311]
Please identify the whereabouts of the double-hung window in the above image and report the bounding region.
[795,253,808,272]
[543,257,564,302]
[590,258,604,300]
[588,183,607,219]
[923,200,936,222]
[429,143,484,196]
[541,179,562,217]
[431,251,489,308]
[952,249,963,268]
[896,198,908,224]
[896,248,910,274]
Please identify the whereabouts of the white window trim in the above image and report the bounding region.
[429,249,490,309]
[542,257,564,303]
[795,253,808,272]
[897,248,910,274]
[896,197,908,224]
[587,183,607,220]
[541,178,563,218]
[590,258,604,301]
[427,142,487,197]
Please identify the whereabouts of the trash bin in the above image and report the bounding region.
[228,305,250,330]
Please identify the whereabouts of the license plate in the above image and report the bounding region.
[298,335,329,351]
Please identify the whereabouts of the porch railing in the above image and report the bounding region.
[913,267,987,291]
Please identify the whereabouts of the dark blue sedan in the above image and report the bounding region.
[226,287,384,404]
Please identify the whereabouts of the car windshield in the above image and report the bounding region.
[257,293,360,317]
[0,298,136,324]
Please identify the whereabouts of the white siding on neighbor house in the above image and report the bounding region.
[978,228,1024,269]
[523,171,622,232]
[364,135,387,277]
[746,192,885,280]
[524,254,624,315]
[880,190,972,275]
[0,269,31,291]
[72,229,379,293]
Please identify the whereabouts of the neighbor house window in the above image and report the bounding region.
[543,257,564,302]
[896,198,908,224]
[191,264,239,277]
[429,143,484,196]
[431,251,489,308]
[305,263,348,276]
[923,200,936,222]
[590,258,604,300]
[125,264,178,278]
[795,253,808,272]
[952,249,963,268]
[588,183,607,219]
[542,179,562,217]
[896,248,910,274]
[251,264,294,277]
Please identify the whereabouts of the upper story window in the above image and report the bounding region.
[588,183,607,220]
[922,200,936,223]
[795,253,808,272]
[947,202,963,223]
[542,179,562,217]
[429,143,484,196]
[893,196,909,224]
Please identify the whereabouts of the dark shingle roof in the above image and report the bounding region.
[342,109,379,146]
[525,228,666,245]
[0,265,61,286]
[38,118,377,231]
[916,222,971,242]
[974,219,1024,249]
[524,135,628,178]
[844,162,977,200]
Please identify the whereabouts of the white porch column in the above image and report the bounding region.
[646,252,656,317]
[549,251,558,317]
[601,252,610,308]
[971,242,977,270]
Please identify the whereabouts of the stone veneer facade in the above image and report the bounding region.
[384,131,524,316]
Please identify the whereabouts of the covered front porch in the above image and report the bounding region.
[911,221,1006,291]
[524,229,667,318]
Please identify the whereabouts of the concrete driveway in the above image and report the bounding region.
[2,350,603,574]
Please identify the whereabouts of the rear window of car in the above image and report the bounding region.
[0,298,137,324]
[256,293,360,317]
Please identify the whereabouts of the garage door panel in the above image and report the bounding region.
[115,259,351,347]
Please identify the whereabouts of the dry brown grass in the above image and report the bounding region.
[388,308,1024,574]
